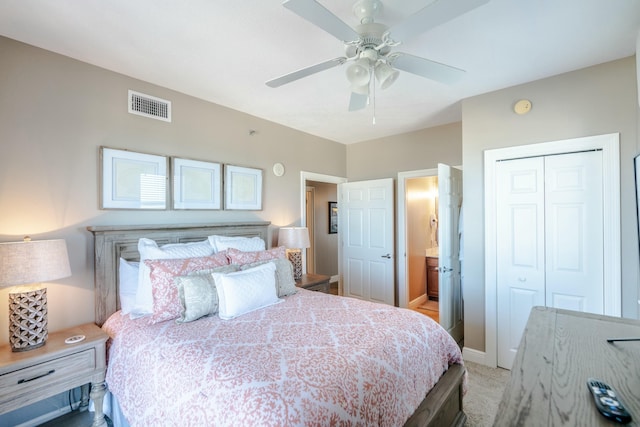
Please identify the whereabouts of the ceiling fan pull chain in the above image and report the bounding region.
[372,65,376,125]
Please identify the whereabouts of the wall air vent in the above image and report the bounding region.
[128,90,171,122]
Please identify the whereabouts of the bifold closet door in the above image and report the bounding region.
[544,152,603,313]
[496,150,604,369]
[496,156,546,369]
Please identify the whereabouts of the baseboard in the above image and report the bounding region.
[462,347,489,366]
[409,294,428,309]
[330,275,338,284]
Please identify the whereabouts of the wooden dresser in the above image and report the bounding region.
[495,307,640,426]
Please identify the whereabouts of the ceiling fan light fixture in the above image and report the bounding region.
[375,62,399,89]
[351,83,369,95]
[346,58,371,86]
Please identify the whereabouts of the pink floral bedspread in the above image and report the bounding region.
[103,290,464,426]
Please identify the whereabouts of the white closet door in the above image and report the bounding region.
[496,157,546,369]
[496,151,604,369]
[545,151,603,313]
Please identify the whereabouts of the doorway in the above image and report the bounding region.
[300,172,347,292]
[406,175,439,320]
[397,168,438,309]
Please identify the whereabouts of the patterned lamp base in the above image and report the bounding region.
[287,250,303,280]
[9,288,48,352]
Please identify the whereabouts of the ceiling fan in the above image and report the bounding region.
[266,0,489,111]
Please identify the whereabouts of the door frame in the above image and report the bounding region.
[397,168,438,308]
[484,133,620,368]
[300,172,347,288]
[305,186,316,274]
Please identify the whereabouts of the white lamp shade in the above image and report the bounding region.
[346,58,371,87]
[375,62,399,90]
[278,227,310,249]
[0,239,71,287]
[351,83,370,95]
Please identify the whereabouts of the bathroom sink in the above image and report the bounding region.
[425,247,439,257]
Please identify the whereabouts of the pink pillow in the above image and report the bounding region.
[146,252,229,324]
[226,246,286,265]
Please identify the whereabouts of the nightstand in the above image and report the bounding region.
[296,273,331,293]
[0,323,108,427]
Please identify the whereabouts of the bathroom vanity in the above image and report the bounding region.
[426,248,439,301]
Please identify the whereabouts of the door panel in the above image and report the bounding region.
[496,157,545,369]
[341,179,395,306]
[545,151,603,314]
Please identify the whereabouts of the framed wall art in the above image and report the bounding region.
[329,201,338,234]
[100,147,168,210]
[172,158,221,210]
[224,165,263,210]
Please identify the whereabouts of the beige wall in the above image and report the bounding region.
[346,122,462,181]
[0,36,346,346]
[461,56,640,353]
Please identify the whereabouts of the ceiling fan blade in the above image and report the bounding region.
[283,0,359,42]
[348,92,369,111]
[392,53,465,85]
[266,57,346,88]
[389,0,489,42]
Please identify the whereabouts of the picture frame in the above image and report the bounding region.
[329,201,338,234]
[224,165,263,210]
[100,147,168,210]
[172,158,221,210]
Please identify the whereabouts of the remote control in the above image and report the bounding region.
[587,378,632,424]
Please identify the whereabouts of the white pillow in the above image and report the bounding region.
[118,258,139,315]
[132,238,215,317]
[214,262,282,320]
[208,235,265,253]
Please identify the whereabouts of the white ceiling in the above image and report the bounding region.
[1,0,638,144]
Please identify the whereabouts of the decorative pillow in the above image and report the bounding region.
[175,264,239,323]
[118,258,139,314]
[226,246,286,265]
[132,238,215,317]
[239,259,297,297]
[214,262,282,320]
[145,252,230,324]
[208,235,265,253]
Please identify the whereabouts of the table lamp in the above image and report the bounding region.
[0,237,71,352]
[278,227,310,280]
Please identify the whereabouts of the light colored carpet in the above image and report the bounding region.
[463,361,511,426]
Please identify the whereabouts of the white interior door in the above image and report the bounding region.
[340,178,395,305]
[496,151,604,369]
[438,164,463,342]
[496,157,546,369]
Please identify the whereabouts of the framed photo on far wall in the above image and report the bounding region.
[172,158,221,210]
[224,165,263,210]
[100,147,168,210]
[329,201,338,234]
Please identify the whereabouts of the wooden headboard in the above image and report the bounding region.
[87,222,271,326]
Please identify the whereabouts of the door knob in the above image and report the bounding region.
[381,254,391,259]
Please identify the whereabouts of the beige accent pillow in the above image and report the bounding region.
[239,258,297,297]
[175,264,239,323]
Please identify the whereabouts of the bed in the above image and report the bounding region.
[87,221,466,426]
